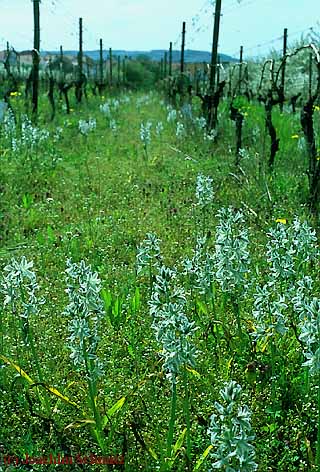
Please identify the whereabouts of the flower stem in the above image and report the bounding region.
[316,376,320,467]
[183,368,191,469]
[166,381,177,465]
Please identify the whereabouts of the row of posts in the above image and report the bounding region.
[24,1,290,119]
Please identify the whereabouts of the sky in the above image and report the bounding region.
[0,0,319,58]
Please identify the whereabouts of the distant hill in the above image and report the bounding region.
[42,49,237,64]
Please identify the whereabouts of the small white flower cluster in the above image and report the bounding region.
[140,121,152,146]
[1,257,44,341]
[238,148,250,160]
[176,121,185,138]
[298,296,320,375]
[149,266,197,385]
[214,207,251,295]
[99,97,122,118]
[64,259,105,379]
[0,100,8,122]
[3,107,15,134]
[252,126,260,142]
[136,232,162,276]
[120,95,131,105]
[266,218,317,283]
[167,107,177,123]
[53,126,63,143]
[99,102,111,117]
[208,380,257,471]
[2,112,50,153]
[204,128,218,141]
[292,277,320,376]
[110,98,120,109]
[21,117,50,149]
[136,94,152,107]
[109,119,118,133]
[78,118,97,135]
[181,103,193,120]
[183,235,214,295]
[155,121,164,137]
[196,173,214,208]
[253,218,318,353]
[193,116,207,131]
[252,284,288,340]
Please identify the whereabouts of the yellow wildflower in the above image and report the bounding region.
[276,218,287,224]
[10,91,21,97]
[313,105,320,112]
[291,134,299,139]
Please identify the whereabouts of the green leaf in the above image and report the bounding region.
[64,419,95,430]
[0,354,34,384]
[131,287,140,313]
[127,344,135,358]
[193,445,213,471]
[41,384,79,408]
[146,446,158,460]
[101,288,112,311]
[101,396,126,429]
[186,366,201,378]
[47,225,56,244]
[1,355,79,408]
[172,427,186,456]
[167,428,187,468]
[196,299,208,315]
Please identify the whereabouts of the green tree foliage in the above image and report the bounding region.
[126,57,159,88]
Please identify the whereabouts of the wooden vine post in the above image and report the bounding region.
[99,38,104,88]
[59,45,64,78]
[217,54,220,86]
[32,0,40,119]
[208,0,222,129]
[309,52,313,99]
[117,56,121,86]
[238,46,243,94]
[122,56,127,85]
[76,17,84,103]
[299,45,320,214]
[180,22,186,74]
[5,42,11,75]
[164,52,168,78]
[169,42,173,76]
[279,28,287,112]
[109,48,113,87]
[176,22,187,106]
